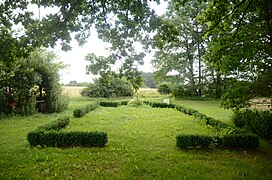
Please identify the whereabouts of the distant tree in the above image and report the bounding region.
[81,75,133,98]
[67,81,88,86]
[141,72,156,88]
[152,0,206,97]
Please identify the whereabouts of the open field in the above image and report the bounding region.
[62,86,86,97]
[0,97,272,179]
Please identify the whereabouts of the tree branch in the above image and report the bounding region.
[232,0,254,38]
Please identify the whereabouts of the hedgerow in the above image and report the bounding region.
[36,117,70,131]
[176,135,216,149]
[174,104,260,149]
[99,101,120,107]
[151,102,175,108]
[27,131,108,147]
[232,109,272,138]
[27,116,108,147]
[176,133,259,149]
[73,102,98,118]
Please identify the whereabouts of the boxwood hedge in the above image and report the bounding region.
[73,102,98,118]
[27,116,108,147]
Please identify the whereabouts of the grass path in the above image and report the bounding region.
[0,101,271,179]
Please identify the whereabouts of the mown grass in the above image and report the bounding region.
[0,98,272,179]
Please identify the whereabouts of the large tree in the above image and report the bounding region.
[152,0,207,97]
[1,0,160,90]
[197,0,272,108]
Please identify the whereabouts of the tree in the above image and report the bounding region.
[197,0,272,108]
[81,75,133,98]
[1,1,160,91]
[152,0,207,97]
[0,49,68,115]
[141,72,157,88]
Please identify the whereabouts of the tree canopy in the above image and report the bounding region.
[1,0,272,110]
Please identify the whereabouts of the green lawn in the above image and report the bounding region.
[0,98,271,179]
[175,100,233,124]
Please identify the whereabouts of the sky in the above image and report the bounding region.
[47,1,168,84]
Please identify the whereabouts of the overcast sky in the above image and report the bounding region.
[43,1,168,84]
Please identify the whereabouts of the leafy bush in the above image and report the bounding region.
[99,101,120,107]
[27,131,108,147]
[37,117,70,131]
[157,82,172,95]
[128,94,144,107]
[232,109,272,138]
[151,102,175,108]
[81,75,134,98]
[143,101,150,105]
[176,135,215,149]
[222,133,259,148]
[73,102,98,118]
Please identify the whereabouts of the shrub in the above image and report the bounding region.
[37,117,70,131]
[151,102,175,108]
[99,101,120,107]
[27,117,108,147]
[232,109,272,138]
[157,82,172,95]
[73,108,85,118]
[222,133,259,148]
[27,131,108,147]
[176,134,215,149]
[120,100,129,105]
[143,101,150,105]
[128,94,144,107]
[81,75,134,98]
[73,102,98,118]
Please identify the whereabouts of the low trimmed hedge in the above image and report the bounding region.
[151,102,175,108]
[27,131,108,147]
[27,116,108,147]
[176,135,216,149]
[73,102,98,118]
[37,117,70,131]
[222,133,259,148]
[232,109,272,138]
[175,104,260,149]
[99,101,120,107]
[176,133,259,149]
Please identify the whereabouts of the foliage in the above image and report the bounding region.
[141,72,157,88]
[176,134,216,149]
[232,109,272,138]
[73,102,98,118]
[81,75,134,98]
[221,81,252,110]
[176,133,259,149]
[27,131,108,148]
[66,81,89,86]
[151,102,175,109]
[198,0,272,108]
[0,49,68,115]
[27,116,107,147]
[152,0,208,97]
[36,117,70,132]
[222,133,259,149]
[99,101,120,107]
[157,82,173,95]
[128,94,144,107]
